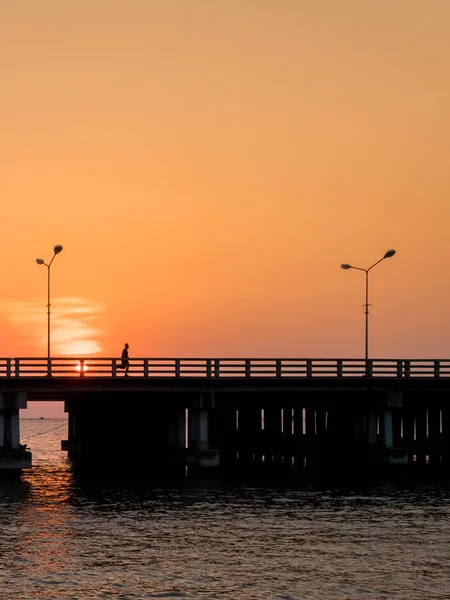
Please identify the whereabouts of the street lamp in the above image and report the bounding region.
[341,249,396,361]
[36,245,63,361]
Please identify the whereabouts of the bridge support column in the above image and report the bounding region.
[375,392,408,465]
[187,393,219,469]
[214,395,238,469]
[367,412,378,445]
[380,411,393,449]
[263,405,283,466]
[168,408,186,451]
[0,392,32,473]
[188,410,208,450]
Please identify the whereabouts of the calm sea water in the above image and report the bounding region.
[0,419,449,600]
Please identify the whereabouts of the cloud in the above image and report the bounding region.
[0,297,104,355]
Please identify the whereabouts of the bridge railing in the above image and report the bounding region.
[2,358,450,378]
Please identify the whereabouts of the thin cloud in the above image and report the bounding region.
[0,297,104,355]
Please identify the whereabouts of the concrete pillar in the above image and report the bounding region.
[380,410,393,448]
[415,406,427,465]
[353,413,364,441]
[168,408,186,450]
[293,406,306,468]
[68,409,76,441]
[0,392,31,471]
[263,405,282,464]
[165,406,187,467]
[282,407,293,436]
[316,409,327,437]
[0,412,4,447]
[282,406,293,465]
[188,409,208,451]
[305,407,315,437]
[237,404,262,465]
[214,395,238,469]
[0,392,27,449]
[428,405,441,465]
[441,403,450,466]
[368,412,378,445]
[378,392,407,465]
[187,393,219,468]
[8,410,20,449]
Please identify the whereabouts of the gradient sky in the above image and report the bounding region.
[1,1,450,417]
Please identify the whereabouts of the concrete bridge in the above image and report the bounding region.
[2,357,450,475]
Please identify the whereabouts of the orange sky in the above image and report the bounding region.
[1,1,450,415]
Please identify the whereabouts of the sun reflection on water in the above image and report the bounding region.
[14,461,76,584]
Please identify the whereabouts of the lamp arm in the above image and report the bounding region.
[367,257,385,272]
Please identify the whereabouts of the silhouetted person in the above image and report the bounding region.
[117,343,129,376]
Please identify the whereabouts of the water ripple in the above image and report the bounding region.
[1,420,450,599]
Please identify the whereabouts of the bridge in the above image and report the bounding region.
[1,357,450,476]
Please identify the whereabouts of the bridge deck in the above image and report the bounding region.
[1,358,450,399]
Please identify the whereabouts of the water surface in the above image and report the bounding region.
[0,419,449,599]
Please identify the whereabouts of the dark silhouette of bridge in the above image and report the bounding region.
[2,357,450,475]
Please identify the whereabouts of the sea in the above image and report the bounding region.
[0,419,449,600]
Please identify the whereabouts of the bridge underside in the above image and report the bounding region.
[58,388,450,475]
[2,377,450,476]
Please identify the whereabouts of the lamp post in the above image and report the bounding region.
[341,249,395,361]
[36,245,63,361]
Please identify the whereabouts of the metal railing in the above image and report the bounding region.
[1,358,450,378]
